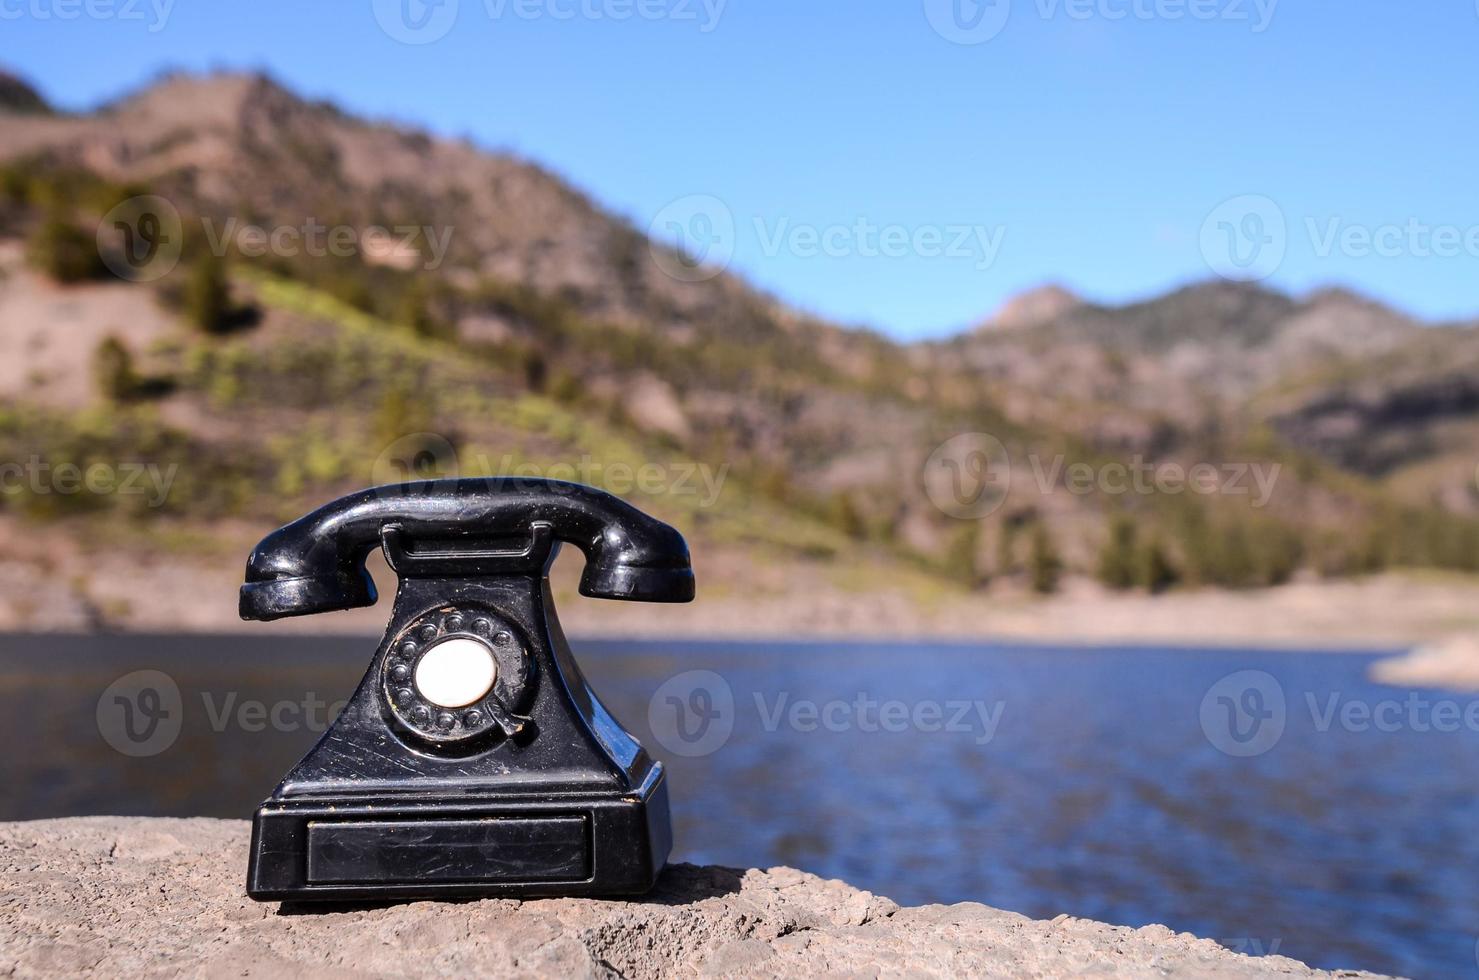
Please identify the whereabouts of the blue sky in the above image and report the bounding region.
[5,1,1477,338]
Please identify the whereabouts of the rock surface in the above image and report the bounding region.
[0,817,1385,978]
[1371,634,1479,691]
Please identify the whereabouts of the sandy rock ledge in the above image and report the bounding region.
[0,817,1384,978]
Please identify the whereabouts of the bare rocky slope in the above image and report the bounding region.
[0,817,1388,978]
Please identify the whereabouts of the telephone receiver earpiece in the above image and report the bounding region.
[240,477,694,902]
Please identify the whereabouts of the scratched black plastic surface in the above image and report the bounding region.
[238,479,693,901]
[306,817,590,884]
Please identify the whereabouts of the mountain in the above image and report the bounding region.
[981,284,1082,331]
[940,282,1428,442]
[1,70,1477,628]
[0,71,47,115]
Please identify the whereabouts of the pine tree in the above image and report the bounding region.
[1175,506,1213,586]
[945,521,984,589]
[1218,520,1256,588]
[995,520,1018,578]
[1138,535,1179,594]
[1097,515,1138,590]
[1028,523,1063,595]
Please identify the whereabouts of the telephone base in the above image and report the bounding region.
[246,770,671,902]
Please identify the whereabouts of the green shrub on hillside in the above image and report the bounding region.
[93,336,140,402]
[521,348,548,392]
[28,207,106,283]
[394,276,449,339]
[827,491,867,540]
[373,382,434,448]
[183,252,232,333]
[0,406,259,520]
[0,165,31,206]
[1138,535,1180,593]
[5,159,136,212]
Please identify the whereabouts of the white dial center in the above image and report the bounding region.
[414,637,497,708]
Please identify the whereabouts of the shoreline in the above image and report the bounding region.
[15,564,1479,645]
[0,624,1412,655]
[6,545,1479,687]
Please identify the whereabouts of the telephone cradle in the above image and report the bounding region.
[238,478,694,901]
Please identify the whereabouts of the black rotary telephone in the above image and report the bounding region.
[239,478,694,901]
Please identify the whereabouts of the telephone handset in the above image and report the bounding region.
[241,478,694,902]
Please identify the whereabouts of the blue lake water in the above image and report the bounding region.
[3,634,1476,977]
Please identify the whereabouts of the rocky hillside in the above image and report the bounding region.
[1,69,1477,628]
[950,281,1479,511]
